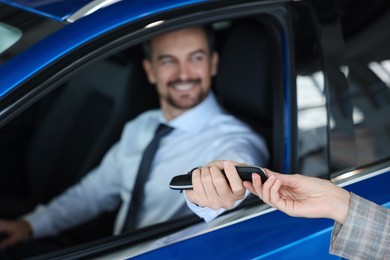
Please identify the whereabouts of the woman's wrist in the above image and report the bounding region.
[329,186,351,224]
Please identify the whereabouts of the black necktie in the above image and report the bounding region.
[122,123,174,232]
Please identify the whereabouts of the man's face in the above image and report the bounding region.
[143,27,218,119]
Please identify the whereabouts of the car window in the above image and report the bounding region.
[294,1,390,180]
[292,3,329,177]
[0,22,22,54]
[348,56,390,166]
[328,1,390,179]
[296,72,328,177]
[0,5,286,258]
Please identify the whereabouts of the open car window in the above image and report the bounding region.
[0,8,285,258]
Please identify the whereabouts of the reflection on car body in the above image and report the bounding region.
[0,0,389,259]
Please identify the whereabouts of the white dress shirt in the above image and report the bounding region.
[24,92,268,238]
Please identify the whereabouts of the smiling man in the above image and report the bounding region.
[142,26,218,119]
[0,26,268,256]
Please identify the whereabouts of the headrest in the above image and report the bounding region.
[216,20,273,122]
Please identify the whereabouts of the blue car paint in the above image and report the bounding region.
[0,0,207,97]
[132,170,390,259]
[0,0,92,21]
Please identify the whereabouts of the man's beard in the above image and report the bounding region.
[165,79,207,110]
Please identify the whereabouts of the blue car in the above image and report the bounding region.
[0,0,389,259]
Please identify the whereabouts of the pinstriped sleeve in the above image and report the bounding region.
[329,193,390,259]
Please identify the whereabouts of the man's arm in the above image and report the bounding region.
[183,126,268,222]
[23,145,122,239]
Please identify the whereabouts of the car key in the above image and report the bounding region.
[169,165,268,190]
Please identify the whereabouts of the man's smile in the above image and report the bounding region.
[168,79,201,91]
[172,82,195,91]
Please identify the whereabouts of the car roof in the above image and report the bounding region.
[0,0,94,21]
[0,0,206,22]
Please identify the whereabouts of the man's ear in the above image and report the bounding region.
[211,52,219,77]
[142,59,156,84]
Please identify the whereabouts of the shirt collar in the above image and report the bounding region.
[159,92,224,133]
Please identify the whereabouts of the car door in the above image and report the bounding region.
[0,0,288,259]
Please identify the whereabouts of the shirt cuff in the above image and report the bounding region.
[23,204,55,239]
[183,192,225,222]
[183,191,248,222]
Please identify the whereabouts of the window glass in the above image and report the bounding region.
[342,5,390,167]
[0,22,22,54]
[292,2,329,177]
[296,72,328,177]
[369,60,390,86]
[348,61,390,165]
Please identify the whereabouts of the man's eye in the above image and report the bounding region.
[191,54,205,62]
[160,58,175,65]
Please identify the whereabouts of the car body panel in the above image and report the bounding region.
[0,0,205,22]
[133,168,390,259]
[0,0,92,21]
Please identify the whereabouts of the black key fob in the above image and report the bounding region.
[169,165,267,190]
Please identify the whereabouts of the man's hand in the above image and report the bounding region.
[0,219,32,249]
[243,169,351,224]
[185,160,246,210]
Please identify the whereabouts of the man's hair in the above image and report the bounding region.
[142,25,215,60]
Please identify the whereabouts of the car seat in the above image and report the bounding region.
[215,19,280,168]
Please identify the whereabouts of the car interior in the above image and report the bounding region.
[0,15,283,257]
